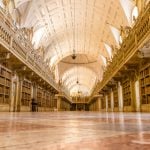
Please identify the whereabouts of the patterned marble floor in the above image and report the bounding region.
[0,112,150,150]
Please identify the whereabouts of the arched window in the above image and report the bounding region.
[119,35,123,45]
[132,6,138,23]
[0,0,4,9]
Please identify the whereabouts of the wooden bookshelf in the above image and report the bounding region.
[122,78,131,107]
[46,92,51,107]
[42,90,46,107]
[37,87,56,111]
[37,86,43,107]
[101,96,106,110]
[50,94,56,109]
[113,86,119,108]
[0,64,11,105]
[108,93,111,109]
[60,100,66,111]
[140,64,150,105]
[21,80,31,106]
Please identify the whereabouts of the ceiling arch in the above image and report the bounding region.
[48,50,107,69]
[12,0,131,96]
[62,68,97,85]
[65,74,96,89]
[61,66,97,96]
[70,84,91,96]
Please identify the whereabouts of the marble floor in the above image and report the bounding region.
[0,112,150,150]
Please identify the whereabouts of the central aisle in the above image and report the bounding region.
[0,112,150,150]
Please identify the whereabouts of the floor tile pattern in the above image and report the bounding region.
[0,112,150,150]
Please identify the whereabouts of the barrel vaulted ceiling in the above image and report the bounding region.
[6,0,139,96]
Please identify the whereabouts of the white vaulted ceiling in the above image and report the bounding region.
[12,0,133,96]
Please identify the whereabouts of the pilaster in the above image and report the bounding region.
[134,78,141,112]
[9,72,17,112]
[105,95,108,112]
[16,75,23,112]
[111,89,114,112]
[56,95,61,111]
[118,82,123,112]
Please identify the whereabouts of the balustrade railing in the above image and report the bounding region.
[0,7,71,100]
[90,2,150,100]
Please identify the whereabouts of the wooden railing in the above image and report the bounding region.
[89,2,150,102]
[0,8,72,101]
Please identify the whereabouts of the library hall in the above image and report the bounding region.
[0,0,150,149]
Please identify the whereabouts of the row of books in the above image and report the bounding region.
[140,67,150,78]
[123,100,131,106]
[21,99,30,106]
[0,96,9,104]
[141,86,150,94]
[0,77,5,85]
[141,95,150,104]
[23,81,31,88]
[22,87,31,93]
[141,77,150,86]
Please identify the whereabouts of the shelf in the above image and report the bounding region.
[140,64,150,104]
[122,78,131,107]
[101,97,105,109]
[0,64,11,104]
[108,94,111,108]
[21,79,31,106]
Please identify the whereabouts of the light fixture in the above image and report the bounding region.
[76,79,79,84]
[72,49,77,59]
[72,0,77,60]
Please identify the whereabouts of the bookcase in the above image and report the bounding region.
[46,92,51,107]
[37,86,56,111]
[37,86,43,107]
[42,90,46,107]
[0,64,11,105]
[122,78,131,107]
[108,93,111,109]
[50,94,56,109]
[62,100,70,111]
[101,96,106,110]
[60,100,67,111]
[140,63,150,111]
[21,80,31,106]
[113,86,119,111]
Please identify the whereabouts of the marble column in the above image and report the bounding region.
[135,79,141,112]
[10,73,17,112]
[56,96,61,111]
[31,82,37,100]
[16,75,23,112]
[97,96,102,111]
[105,95,108,112]
[118,82,123,112]
[110,89,114,112]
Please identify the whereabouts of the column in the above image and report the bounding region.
[111,89,114,112]
[31,82,37,100]
[10,72,17,112]
[56,96,61,111]
[93,102,95,111]
[118,82,123,112]
[131,77,137,112]
[135,79,141,112]
[105,95,108,112]
[31,82,38,112]
[97,96,102,111]
[16,75,23,112]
